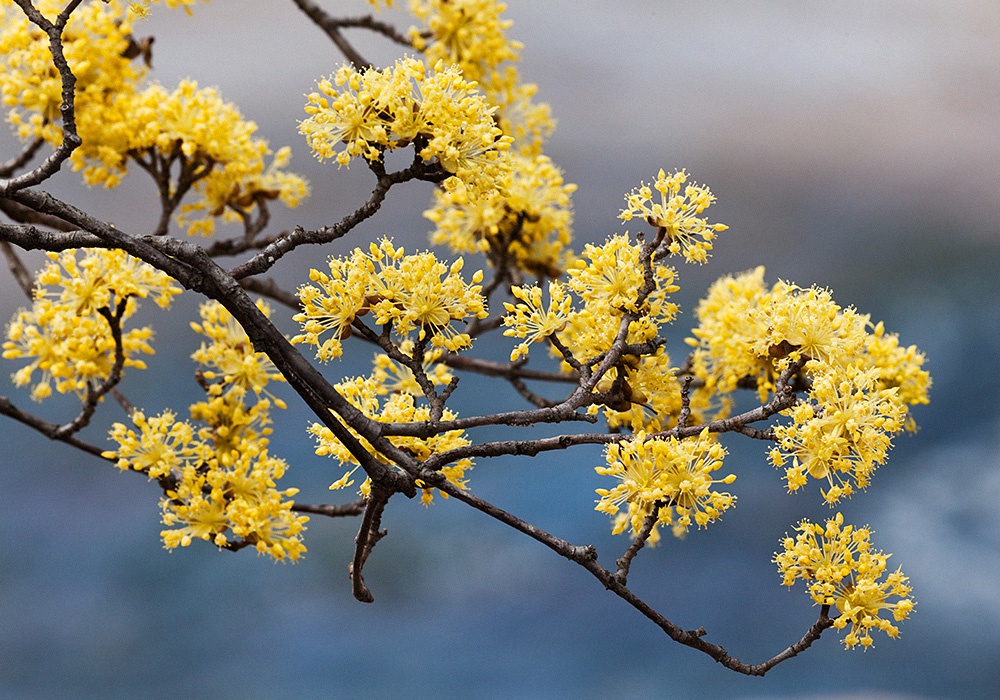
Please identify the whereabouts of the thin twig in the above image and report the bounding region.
[289,0,371,69]
[0,137,44,178]
[0,1,84,195]
[292,500,367,518]
[0,240,34,298]
[52,300,130,439]
[228,157,445,280]
[349,485,392,602]
[614,502,663,585]
[239,276,301,310]
[0,395,110,460]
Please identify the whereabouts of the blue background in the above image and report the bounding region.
[2,1,998,698]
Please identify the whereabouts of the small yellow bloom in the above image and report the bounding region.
[596,429,735,541]
[620,169,728,264]
[775,514,915,649]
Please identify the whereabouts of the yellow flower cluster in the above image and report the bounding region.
[502,280,573,362]
[0,1,307,236]
[503,232,691,432]
[313,374,472,506]
[408,0,565,275]
[0,0,142,145]
[293,238,488,361]
[620,169,729,264]
[3,249,180,401]
[104,300,306,562]
[408,0,521,85]
[685,266,772,395]
[595,429,736,542]
[190,299,287,406]
[406,0,552,148]
[426,151,577,278]
[300,56,512,199]
[686,267,930,504]
[82,79,309,236]
[775,513,915,649]
[769,366,905,505]
[126,0,208,19]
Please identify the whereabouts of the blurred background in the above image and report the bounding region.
[1,1,998,698]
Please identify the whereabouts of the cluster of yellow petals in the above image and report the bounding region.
[770,366,905,505]
[3,249,180,401]
[595,429,736,542]
[104,300,306,562]
[83,79,308,236]
[686,267,930,503]
[300,56,512,200]
[313,374,472,507]
[403,0,563,275]
[190,299,287,406]
[620,169,729,264]
[685,266,773,395]
[292,238,487,361]
[408,0,520,85]
[426,152,577,278]
[0,1,307,236]
[407,0,552,149]
[126,0,208,18]
[0,0,142,144]
[502,231,688,432]
[502,280,572,362]
[775,513,915,649]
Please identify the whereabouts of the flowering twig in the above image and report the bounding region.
[0,1,84,195]
[53,299,130,439]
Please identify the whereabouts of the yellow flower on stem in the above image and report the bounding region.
[595,429,736,541]
[293,238,488,358]
[502,280,572,361]
[770,365,906,505]
[775,513,915,649]
[620,169,728,264]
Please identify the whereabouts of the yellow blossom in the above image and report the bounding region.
[770,365,906,505]
[190,299,286,406]
[0,0,143,146]
[104,410,204,480]
[595,429,736,541]
[371,339,454,396]
[300,56,512,199]
[775,513,915,649]
[2,249,179,401]
[408,0,521,85]
[858,320,931,430]
[426,152,576,278]
[106,399,306,561]
[685,266,773,397]
[502,280,572,361]
[309,374,473,506]
[620,169,728,264]
[1,2,302,234]
[752,281,867,369]
[292,238,488,360]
